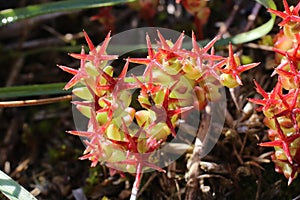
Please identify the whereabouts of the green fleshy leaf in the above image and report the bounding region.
[0,0,136,26]
[0,170,37,200]
[0,83,70,99]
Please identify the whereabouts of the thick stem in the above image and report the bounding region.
[130,162,143,200]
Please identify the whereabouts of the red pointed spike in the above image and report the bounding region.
[274,117,286,139]
[57,65,78,75]
[278,93,291,110]
[288,175,294,186]
[271,80,282,100]
[89,108,99,128]
[294,1,300,14]
[80,46,86,68]
[283,0,291,15]
[98,67,115,85]
[268,8,288,19]
[127,58,151,65]
[228,43,236,69]
[134,124,145,139]
[192,31,200,54]
[282,142,293,164]
[162,88,170,109]
[71,101,92,106]
[64,76,81,90]
[273,47,287,56]
[168,106,193,116]
[157,30,170,50]
[248,98,266,106]
[79,153,94,160]
[98,31,112,55]
[119,59,129,78]
[203,35,221,53]
[146,33,155,58]
[166,119,176,137]
[258,140,283,147]
[253,80,268,99]
[83,139,97,149]
[237,62,260,73]
[131,74,144,87]
[272,60,288,76]
[83,30,95,51]
[67,130,93,137]
[121,119,137,152]
[69,53,89,60]
[287,133,300,144]
[99,55,118,60]
[279,19,289,27]
[143,161,166,173]
[172,31,185,51]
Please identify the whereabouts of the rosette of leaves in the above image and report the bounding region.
[59,30,258,198]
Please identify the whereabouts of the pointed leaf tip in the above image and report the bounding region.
[83,30,95,51]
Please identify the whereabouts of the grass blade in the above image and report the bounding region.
[0,170,37,200]
[0,83,70,99]
[0,0,136,26]
[214,0,276,46]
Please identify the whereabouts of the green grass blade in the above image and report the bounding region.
[0,0,136,26]
[0,170,37,200]
[215,0,276,46]
[0,83,70,99]
[231,0,276,44]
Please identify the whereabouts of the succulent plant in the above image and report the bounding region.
[249,0,300,185]
[59,29,258,198]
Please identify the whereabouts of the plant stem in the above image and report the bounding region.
[0,95,72,107]
[130,162,143,200]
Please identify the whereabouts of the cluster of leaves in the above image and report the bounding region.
[59,29,259,198]
[249,0,300,185]
[0,0,279,199]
